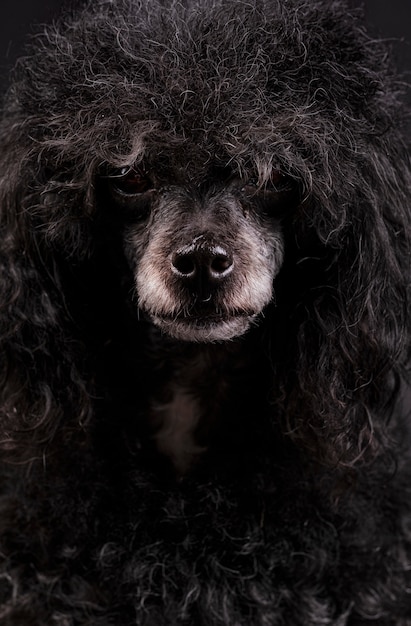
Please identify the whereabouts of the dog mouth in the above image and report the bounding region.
[151,311,258,342]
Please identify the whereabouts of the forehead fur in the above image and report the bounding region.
[6,0,400,183]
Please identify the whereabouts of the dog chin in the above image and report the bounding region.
[150,314,257,343]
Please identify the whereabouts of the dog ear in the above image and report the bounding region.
[0,123,93,462]
[279,132,411,469]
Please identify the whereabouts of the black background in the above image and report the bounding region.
[0,0,410,93]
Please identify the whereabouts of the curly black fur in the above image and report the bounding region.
[0,0,411,623]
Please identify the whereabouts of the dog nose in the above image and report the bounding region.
[171,243,233,301]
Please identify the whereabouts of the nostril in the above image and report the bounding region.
[171,243,234,283]
[210,253,233,276]
[172,252,197,277]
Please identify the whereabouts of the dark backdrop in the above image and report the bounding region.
[0,1,410,90]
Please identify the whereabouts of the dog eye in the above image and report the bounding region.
[241,171,298,218]
[210,165,234,182]
[268,169,286,189]
[263,170,291,192]
[241,170,289,194]
[109,166,154,195]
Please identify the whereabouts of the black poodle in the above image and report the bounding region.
[0,0,410,623]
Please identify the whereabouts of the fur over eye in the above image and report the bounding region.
[269,169,286,188]
[242,170,289,194]
[109,166,154,195]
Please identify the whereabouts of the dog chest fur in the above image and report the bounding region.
[146,339,256,474]
[150,364,206,474]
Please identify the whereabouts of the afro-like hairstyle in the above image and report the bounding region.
[0,0,410,624]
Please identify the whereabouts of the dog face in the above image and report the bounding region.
[104,161,296,342]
